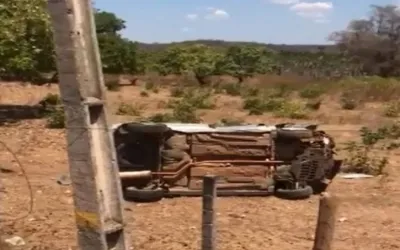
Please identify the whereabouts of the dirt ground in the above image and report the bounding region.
[1,82,400,250]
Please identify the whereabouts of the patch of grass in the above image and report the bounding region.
[169,88,215,110]
[267,83,293,98]
[116,102,141,116]
[147,113,174,122]
[243,97,287,115]
[383,101,400,117]
[144,81,156,90]
[299,84,325,99]
[274,102,308,119]
[341,126,394,175]
[338,76,400,102]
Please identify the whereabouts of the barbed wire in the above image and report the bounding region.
[0,140,34,222]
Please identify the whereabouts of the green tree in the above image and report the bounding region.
[0,0,54,81]
[94,10,126,35]
[98,34,138,74]
[215,45,275,82]
[156,44,222,85]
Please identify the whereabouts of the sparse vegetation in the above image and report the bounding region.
[342,124,400,175]
[116,102,141,116]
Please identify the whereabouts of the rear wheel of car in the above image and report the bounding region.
[124,187,164,202]
[274,185,313,200]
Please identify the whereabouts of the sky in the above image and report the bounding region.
[94,0,397,44]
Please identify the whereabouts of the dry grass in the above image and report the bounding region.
[1,75,400,250]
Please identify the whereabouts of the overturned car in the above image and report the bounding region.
[113,122,342,201]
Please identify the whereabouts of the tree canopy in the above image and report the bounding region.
[0,2,396,83]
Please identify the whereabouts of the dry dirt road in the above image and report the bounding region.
[1,120,400,250]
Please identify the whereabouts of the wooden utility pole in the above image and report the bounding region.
[47,1,128,250]
[201,175,217,250]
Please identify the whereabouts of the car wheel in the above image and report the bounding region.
[124,187,164,202]
[274,185,313,200]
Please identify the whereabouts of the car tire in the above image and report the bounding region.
[274,185,313,200]
[275,129,313,139]
[124,187,164,202]
[121,123,170,134]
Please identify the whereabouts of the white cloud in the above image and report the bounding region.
[268,1,333,23]
[204,7,230,20]
[290,2,333,22]
[186,14,198,20]
[269,0,299,5]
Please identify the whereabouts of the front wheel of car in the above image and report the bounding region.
[274,185,313,200]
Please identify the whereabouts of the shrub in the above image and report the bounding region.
[274,102,308,119]
[340,91,358,110]
[340,125,400,175]
[243,97,265,115]
[140,91,149,97]
[299,84,324,99]
[148,113,174,122]
[172,101,200,122]
[220,117,245,126]
[105,80,120,91]
[243,97,287,115]
[116,102,141,116]
[46,107,65,129]
[170,86,185,97]
[383,102,400,117]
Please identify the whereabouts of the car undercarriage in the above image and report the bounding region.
[112,122,342,202]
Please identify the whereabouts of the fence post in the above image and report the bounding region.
[312,192,338,250]
[201,175,217,250]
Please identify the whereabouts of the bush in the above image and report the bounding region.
[148,113,174,122]
[340,124,400,175]
[40,93,61,106]
[172,101,200,122]
[383,102,400,117]
[46,107,65,129]
[116,102,141,116]
[221,83,241,96]
[340,91,358,110]
[274,102,308,119]
[170,86,185,97]
[242,97,286,115]
[105,80,120,91]
[299,84,325,99]
[243,98,266,115]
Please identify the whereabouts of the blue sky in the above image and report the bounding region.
[94,0,397,44]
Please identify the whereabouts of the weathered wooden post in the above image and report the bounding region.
[312,192,338,250]
[201,175,217,250]
[47,0,128,250]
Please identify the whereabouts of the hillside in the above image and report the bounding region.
[136,39,339,53]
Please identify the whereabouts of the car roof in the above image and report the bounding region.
[111,122,317,133]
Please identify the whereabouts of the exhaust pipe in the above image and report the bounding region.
[119,170,152,179]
